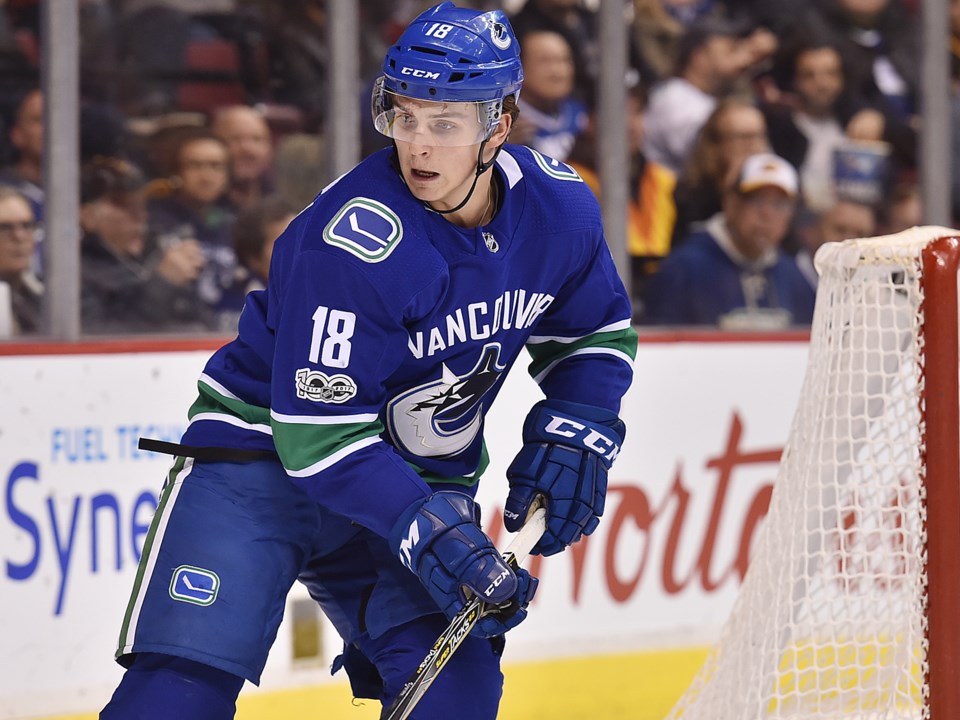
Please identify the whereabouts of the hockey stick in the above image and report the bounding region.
[382,503,547,720]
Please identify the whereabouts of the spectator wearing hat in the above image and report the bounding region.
[643,17,776,175]
[642,152,815,328]
[79,156,214,334]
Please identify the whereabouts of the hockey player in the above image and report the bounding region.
[100,3,637,719]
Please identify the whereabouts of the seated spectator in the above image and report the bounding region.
[631,0,779,85]
[0,88,43,224]
[566,82,676,316]
[146,127,239,324]
[787,0,919,174]
[879,180,923,235]
[512,29,587,161]
[222,193,298,314]
[643,16,767,175]
[80,156,214,334]
[673,97,770,245]
[631,0,686,84]
[764,38,848,213]
[764,33,915,214]
[0,186,41,335]
[212,104,274,211]
[274,132,326,210]
[794,197,878,289]
[953,0,960,81]
[262,0,328,130]
[794,0,919,122]
[643,152,815,328]
[509,0,649,102]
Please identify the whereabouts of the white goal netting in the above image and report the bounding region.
[665,227,960,720]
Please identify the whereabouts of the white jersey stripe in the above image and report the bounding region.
[527,318,634,345]
[188,412,273,435]
[198,373,243,401]
[120,457,194,654]
[270,410,380,425]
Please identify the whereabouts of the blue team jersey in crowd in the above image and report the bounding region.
[179,144,637,538]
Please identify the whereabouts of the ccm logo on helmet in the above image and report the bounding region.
[401,67,441,79]
[545,415,620,462]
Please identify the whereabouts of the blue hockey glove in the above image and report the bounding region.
[390,491,539,638]
[504,399,625,557]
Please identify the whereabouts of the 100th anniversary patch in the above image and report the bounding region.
[295,368,358,404]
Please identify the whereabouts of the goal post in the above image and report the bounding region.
[664,227,960,720]
[918,234,960,720]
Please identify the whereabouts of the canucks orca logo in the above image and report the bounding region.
[490,22,511,50]
[323,198,403,263]
[387,344,506,457]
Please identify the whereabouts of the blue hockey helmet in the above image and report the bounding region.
[372,2,523,146]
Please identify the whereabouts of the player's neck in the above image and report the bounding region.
[444,175,497,229]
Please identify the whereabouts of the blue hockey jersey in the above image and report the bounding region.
[179,144,637,538]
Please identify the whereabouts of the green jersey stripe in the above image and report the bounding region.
[190,380,272,428]
[526,326,638,381]
[273,417,385,474]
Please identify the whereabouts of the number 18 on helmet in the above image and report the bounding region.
[372,2,523,148]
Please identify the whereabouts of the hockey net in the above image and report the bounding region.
[664,227,960,720]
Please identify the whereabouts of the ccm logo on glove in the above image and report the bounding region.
[485,569,512,598]
[544,415,620,462]
[398,519,420,570]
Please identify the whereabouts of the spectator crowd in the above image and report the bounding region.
[0,0,948,336]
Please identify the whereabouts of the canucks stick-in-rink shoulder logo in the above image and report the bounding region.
[323,198,402,263]
[387,343,505,457]
[529,148,582,182]
[296,368,358,403]
[169,565,220,606]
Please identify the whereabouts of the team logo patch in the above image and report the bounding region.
[387,343,505,457]
[490,22,511,50]
[169,565,220,606]
[323,198,403,263]
[296,368,358,403]
[530,149,583,182]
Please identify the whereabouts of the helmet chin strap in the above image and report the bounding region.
[429,138,504,216]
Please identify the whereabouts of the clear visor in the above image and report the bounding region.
[372,79,503,147]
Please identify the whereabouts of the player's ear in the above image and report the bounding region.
[490,113,512,146]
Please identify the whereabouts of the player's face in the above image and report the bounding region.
[393,98,508,213]
[395,134,482,210]
[386,97,488,148]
